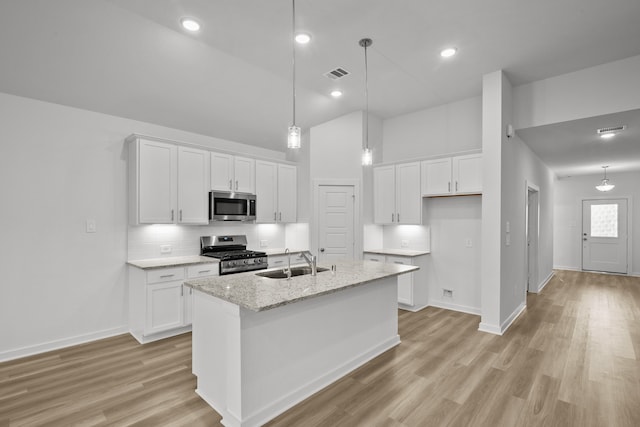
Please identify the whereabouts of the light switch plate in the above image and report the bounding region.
[85,219,96,233]
[465,239,472,248]
[401,240,409,248]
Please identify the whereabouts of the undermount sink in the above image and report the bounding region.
[256,266,330,279]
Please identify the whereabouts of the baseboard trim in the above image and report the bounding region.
[428,300,481,316]
[398,302,430,312]
[0,326,128,363]
[536,271,555,293]
[501,302,527,334]
[553,265,580,271]
[478,322,502,335]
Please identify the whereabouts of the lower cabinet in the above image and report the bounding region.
[129,263,218,343]
[363,252,428,311]
[267,253,306,269]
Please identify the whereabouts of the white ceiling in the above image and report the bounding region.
[1,0,640,163]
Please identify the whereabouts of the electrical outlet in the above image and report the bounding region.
[401,240,409,248]
[443,289,453,298]
[85,219,96,233]
[465,238,472,248]
[260,240,268,248]
[160,245,172,254]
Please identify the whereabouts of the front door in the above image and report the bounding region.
[318,185,355,263]
[582,199,628,274]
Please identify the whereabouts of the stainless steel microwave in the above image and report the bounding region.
[209,191,256,221]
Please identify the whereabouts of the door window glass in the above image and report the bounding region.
[591,204,618,237]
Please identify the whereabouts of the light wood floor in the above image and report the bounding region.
[1,270,639,426]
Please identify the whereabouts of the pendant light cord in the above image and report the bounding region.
[364,41,369,150]
[292,0,296,126]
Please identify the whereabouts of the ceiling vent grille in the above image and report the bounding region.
[597,125,626,134]
[324,67,350,80]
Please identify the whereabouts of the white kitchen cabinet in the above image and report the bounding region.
[373,162,421,225]
[129,263,218,343]
[421,153,482,196]
[363,252,429,311]
[128,136,208,225]
[211,152,255,194]
[255,161,297,223]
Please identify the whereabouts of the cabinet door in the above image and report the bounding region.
[255,160,278,223]
[211,152,234,191]
[373,166,396,224]
[146,281,184,335]
[277,164,297,223]
[421,158,452,196]
[395,162,421,224]
[183,285,194,326]
[138,139,177,224]
[453,154,482,194]
[387,256,414,305]
[177,146,209,224]
[234,156,255,194]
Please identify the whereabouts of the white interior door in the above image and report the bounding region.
[582,199,628,274]
[318,185,355,263]
[526,189,539,292]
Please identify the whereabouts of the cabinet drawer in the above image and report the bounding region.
[187,263,218,278]
[268,255,287,268]
[386,256,412,266]
[363,253,385,262]
[147,267,185,284]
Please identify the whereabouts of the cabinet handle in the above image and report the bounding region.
[198,270,211,274]
[394,261,404,264]
[391,213,395,222]
[235,180,238,190]
[171,210,174,221]
[181,285,184,296]
[179,210,183,221]
[279,212,282,221]
[273,260,283,264]
[190,288,193,295]
[397,213,400,222]
[456,181,458,192]
[229,179,232,190]
[448,182,451,192]
[274,212,277,221]
[370,258,379,262]
[160,274,175,278]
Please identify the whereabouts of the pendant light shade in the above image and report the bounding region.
[360,38,372,166]
[595,166,615,192]
[287,0,301,149]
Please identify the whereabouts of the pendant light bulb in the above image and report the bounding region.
[288,125,301,149]
[595,166,615,192]
[287,0,301,149]
[360,38,373,166]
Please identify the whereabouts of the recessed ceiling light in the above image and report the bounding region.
[600,133,616,139]
[330,90,343,98]
[295,33,311,44]
[180,18,201,32]
[440,47,457,58]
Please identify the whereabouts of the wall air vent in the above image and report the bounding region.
[597,125,626,135]
[324,67,350,80]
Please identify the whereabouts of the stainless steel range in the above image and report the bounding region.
[200,235,267,275]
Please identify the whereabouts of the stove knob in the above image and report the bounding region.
[244,259,249,264]
[255,259,262,264]
[229,261,236,267]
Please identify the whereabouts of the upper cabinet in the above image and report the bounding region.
[210,152,255,194]
[255,160,297,223]
[129,137,208,225]
[421,153,482,197]
[373,162,421,225]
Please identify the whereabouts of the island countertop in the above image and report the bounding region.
[183,260,418,312]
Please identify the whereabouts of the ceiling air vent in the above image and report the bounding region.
[597,125,626,135]
[324,67,350,80]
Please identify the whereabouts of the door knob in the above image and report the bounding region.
[320,248,325,252]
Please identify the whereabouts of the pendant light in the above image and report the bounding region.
[595,166,615,192]
[287,0,301,149]
[359,38,373,166]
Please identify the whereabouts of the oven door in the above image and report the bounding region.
[210,192,256,221]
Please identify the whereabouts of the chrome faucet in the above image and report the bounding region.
[300,250,317,276]
[284,248,292,280]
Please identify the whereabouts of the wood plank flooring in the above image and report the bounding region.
[1,270,639,426]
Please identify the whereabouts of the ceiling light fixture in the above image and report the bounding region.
[600,133,616,140]
[595,166,615,192]
[287,0,301,149]
[440,47,457,58]
[295,33,311,44]
[359,38,373,166]
[330,90,343,98]
[180,18,200,32]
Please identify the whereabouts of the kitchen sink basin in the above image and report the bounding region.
[256,266,329,279]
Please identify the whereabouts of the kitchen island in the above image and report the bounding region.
[184,259,418,427]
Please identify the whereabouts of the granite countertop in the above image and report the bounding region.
[364,249,431,257]
[127,255,218,270]
[184,260,418,312]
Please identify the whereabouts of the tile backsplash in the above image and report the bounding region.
[127,222,309,260]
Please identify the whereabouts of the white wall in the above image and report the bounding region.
[554,171,640,275]
[0,92,287,361]
[513,54,640,129]
[382,96,481,162]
